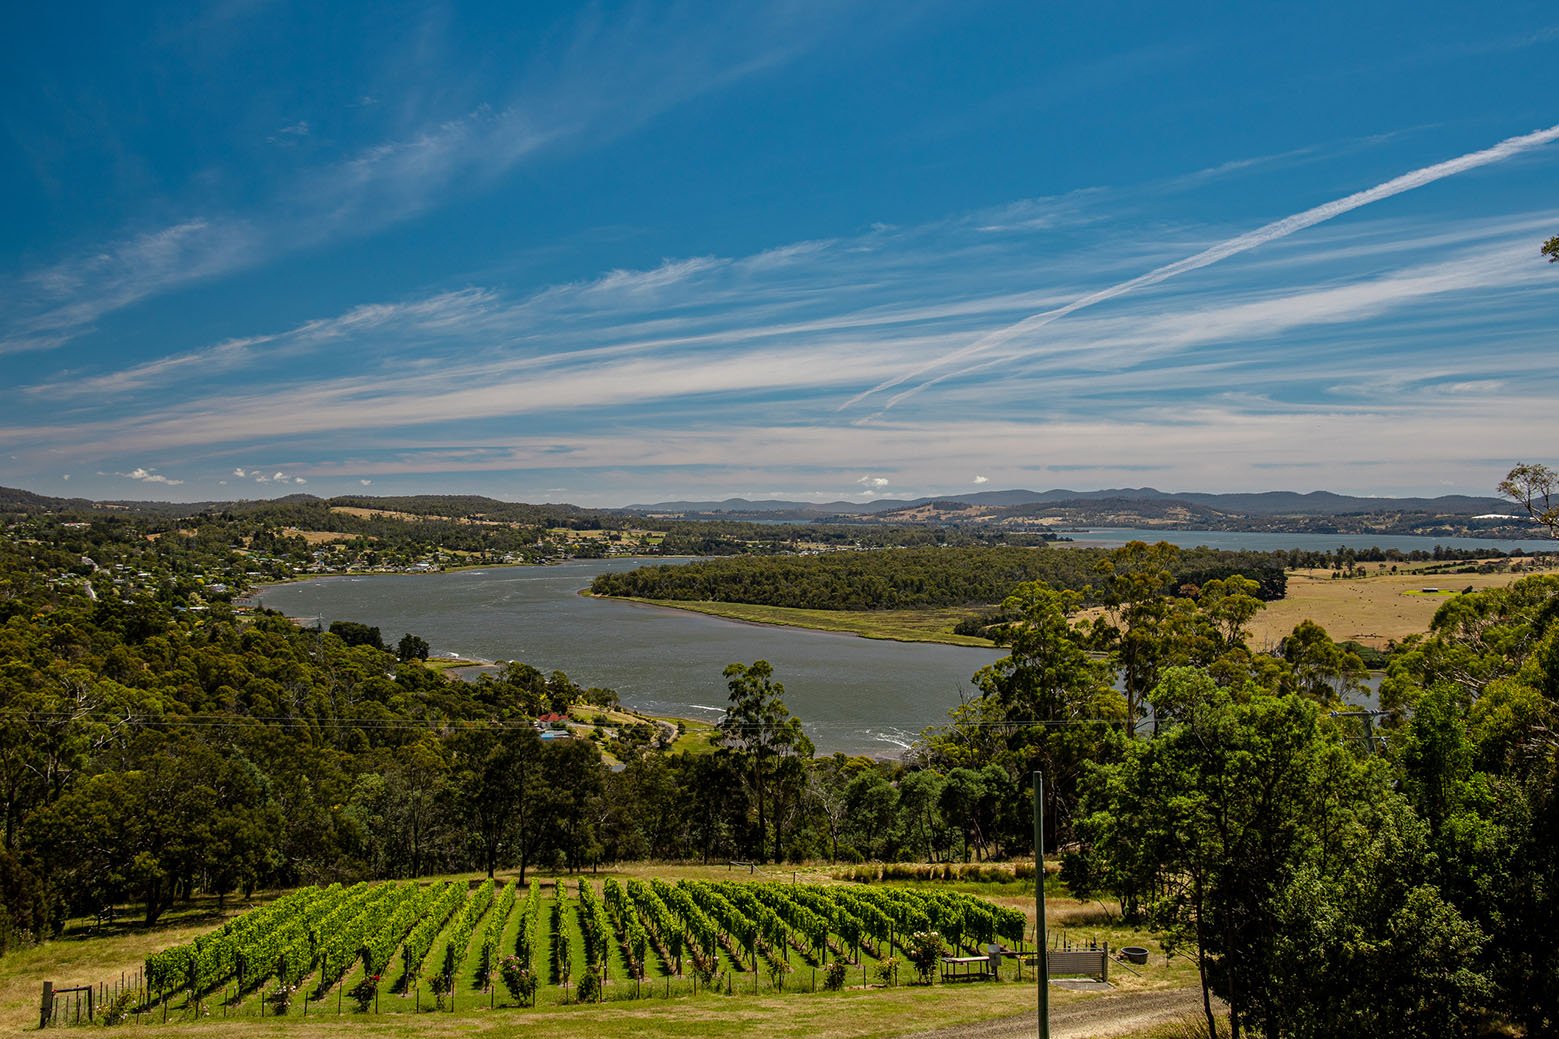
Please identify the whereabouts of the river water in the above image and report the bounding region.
[1058,528,1558,553]
[256,559,1003,756]
[256,527,1526,754]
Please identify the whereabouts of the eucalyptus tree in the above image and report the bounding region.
[1091,541,1205,735]
[718,660,813,861]
[923,580,1124,851]
[451,722,541,878]
[1068,667,1383,1038]
[1498,462,1558,536]
[1278,620,1368,703]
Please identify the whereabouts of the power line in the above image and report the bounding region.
[0,710,1186,733]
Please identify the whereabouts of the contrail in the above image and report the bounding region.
[842,122,1559,414]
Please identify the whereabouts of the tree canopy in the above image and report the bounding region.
[1498,462,1559,536]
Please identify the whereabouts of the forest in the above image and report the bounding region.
[590,545,1289,609]
[0,506,1556,1036]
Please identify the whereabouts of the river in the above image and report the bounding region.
[257,524,1498,754]
[1057,528,1558,553]
[256,559,1003,757]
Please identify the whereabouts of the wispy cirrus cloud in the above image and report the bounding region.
[0,5,873,355]
[3,220,262,356]
[16,199,1557,470]
[27,288,499,399]
[232,393,1559,506]
[266,120,310,145]
[842,121,1559,415]
[9,124,1559,503]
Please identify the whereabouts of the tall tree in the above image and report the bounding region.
[1092,541,1200,735]
[451,722,540,878]
[396,632,431,661]
[718,660,813,862]
[924,580,1124,851]
[1069,668,1367,1037]
[1498,462,1559,536]
[1278,620,1368,702]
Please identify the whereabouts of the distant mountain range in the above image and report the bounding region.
[1,484,1539,541]
[622,488,1516,518]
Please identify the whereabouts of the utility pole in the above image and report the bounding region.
[1034,771,1049,1039]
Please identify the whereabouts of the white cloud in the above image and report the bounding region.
[359,479,373,486]
[61,474,69,481]
[26,290,497,400]
[857,475,890,488]
[121,467,183,486]
[293,477,307,484]
[267,121,310,144]
[232,467,247,477]
[972,475,988,484]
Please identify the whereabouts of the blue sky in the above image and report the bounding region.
[3,1,1557,506]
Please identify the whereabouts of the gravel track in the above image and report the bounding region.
[894,987,1208,1039]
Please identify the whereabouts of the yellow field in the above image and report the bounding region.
[330,506,510,527]
[280,527,359,545]
[1243,559,1559,650]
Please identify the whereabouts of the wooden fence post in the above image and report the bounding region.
[39,982,53,1029]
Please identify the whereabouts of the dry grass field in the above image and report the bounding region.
[330,506,510,527]
[1242,559,1558,650]
[279,527,359,545]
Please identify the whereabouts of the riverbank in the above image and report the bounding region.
[591,593,995,647]
[274,637,720,760]
[239,555,696,603]
[599,554,1559,653]
[256,562,1002,757]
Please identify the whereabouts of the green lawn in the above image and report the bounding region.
[611,598,995,647]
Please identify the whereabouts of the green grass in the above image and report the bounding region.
[3,869,1198,1039]
[608,598,995,647]
[667,717,719,755]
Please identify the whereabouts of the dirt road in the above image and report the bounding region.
[895,987,1208,1039]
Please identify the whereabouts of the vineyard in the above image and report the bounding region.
[100,878,1028,1022]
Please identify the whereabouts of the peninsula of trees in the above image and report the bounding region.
[589,545,1288,610]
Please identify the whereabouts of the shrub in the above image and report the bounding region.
[904,931,946,984]
[98,992,135,1026]
[575,966,602,1004]
[823,959,848,990]
[267,982,296,1015]
[498,957,539,1006]
[350,975,379,1013]
[875,956,900,986]
[428,971,451,1011]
